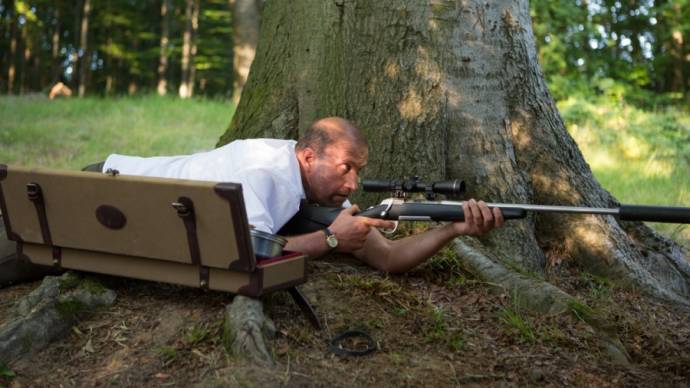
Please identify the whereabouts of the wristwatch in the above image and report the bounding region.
[324,227,338,249]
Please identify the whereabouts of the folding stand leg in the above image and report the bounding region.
[288,286,322,330]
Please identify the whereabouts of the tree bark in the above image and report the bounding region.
[188,0,200,97]
[179,0,194,98]
[157,0,171,96]
[220,0,690,307]
[78,0,91,97]
[51,5,62,84]
[229,0,260,105]
[7,0,17,94]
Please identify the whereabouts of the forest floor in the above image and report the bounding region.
[2,252,689,387]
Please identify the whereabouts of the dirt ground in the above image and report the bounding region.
[1,253,689,387]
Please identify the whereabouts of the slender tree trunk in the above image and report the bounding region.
[78,0,91,97]
[188,0,200,96]
[51,6,62,84]
[7,0,17,94]
[229,0,260,105]
[19,17,28,94]
[157,0,171,96]
[221,0,690,307]
[105,34,114,95]
[179,0,193,98]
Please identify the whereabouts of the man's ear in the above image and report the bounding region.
[297,147,317,171]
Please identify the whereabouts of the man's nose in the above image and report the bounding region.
[344,172,358,191]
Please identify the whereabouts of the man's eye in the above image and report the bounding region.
[340,164,352,174]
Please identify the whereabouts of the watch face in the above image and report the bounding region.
[326,234,338,248]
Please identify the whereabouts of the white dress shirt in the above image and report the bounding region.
[102,139,306,234]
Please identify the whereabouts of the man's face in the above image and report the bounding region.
[305,141,368,207]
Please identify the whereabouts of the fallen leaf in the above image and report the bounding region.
[83,339,95,353]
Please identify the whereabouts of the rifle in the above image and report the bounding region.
[358,177,690,224]
[277,177,690,236]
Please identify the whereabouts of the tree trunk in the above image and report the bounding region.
[78,0,91,97]
[157,0,171,96]
[51,5,62,84]
[19,17,28,94]
[188,0,200,97]
[220,0,690,307]
[7,0,17,94]
[179,0,194,98]
[229,0,260,105]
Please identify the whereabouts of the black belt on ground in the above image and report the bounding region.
[328,329,376,357]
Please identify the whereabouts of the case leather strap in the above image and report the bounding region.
[27,183,62,268]
[173,196,208,289]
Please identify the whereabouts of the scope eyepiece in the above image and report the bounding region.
[361,178,465,197]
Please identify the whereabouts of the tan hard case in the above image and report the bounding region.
[0,164,307,297]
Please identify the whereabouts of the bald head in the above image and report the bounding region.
[296,117,367,155]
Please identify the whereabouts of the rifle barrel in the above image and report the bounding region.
[441,201,690,223]
[440,201,620,216]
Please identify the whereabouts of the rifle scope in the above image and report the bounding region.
[362,178,465,197]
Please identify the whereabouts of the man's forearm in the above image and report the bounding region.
[284,230,330,258]
[355,224,459,273]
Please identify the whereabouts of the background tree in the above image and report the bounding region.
[229,0,260,105]
[220,0,690,309]
[157,0,171,96]
[77,0,90,96]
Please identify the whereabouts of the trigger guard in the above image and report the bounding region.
[379,221,399,235]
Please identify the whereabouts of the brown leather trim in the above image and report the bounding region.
[0,164,14,240]
[237,267,263,297]
[27,182,53,245]
[16,239,26,262]
[213,182,255,272]
[175,196,201,265]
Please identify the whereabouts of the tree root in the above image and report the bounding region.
[223,295,277,367]
[454,237,630,365]
[0,272,116,366]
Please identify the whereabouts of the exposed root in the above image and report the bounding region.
[0,272,116,366]
[454,236,630,364]
[223,296,277,367]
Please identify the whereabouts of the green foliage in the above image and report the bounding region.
[155,346,179,363]
[185,324,211,346]
[531,0,690,95]
[499,289,535,343]
[0,364,15,378]
[557,87,690,247]
[568,299,596,325]
[55,299,89,319]
[500,307,536,343]
[0,0,233,96]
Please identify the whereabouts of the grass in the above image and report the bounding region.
[0,94,232,170]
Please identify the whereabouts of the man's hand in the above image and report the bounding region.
[329,205,395,252]
[452,199,504,236]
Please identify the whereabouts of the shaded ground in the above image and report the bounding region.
[1,253,689,387]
